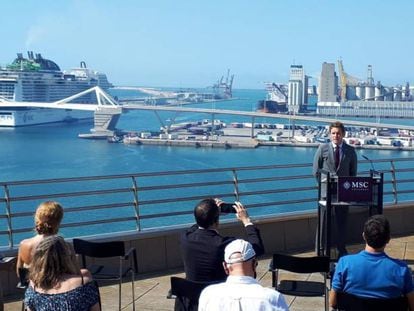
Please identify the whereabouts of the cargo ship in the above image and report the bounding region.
[256,82,288,113]
[0,52,113,127]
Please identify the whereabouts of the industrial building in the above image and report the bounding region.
[287,65,308,114]
[317,61,414,118]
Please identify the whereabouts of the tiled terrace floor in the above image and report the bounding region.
[4,234,414,311]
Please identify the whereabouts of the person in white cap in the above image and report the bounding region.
[198,239,289,311]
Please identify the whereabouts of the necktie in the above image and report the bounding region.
[335,145,340,170]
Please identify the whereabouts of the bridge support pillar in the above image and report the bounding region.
[79,107,123,139]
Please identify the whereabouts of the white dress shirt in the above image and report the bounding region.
[198,275,289,311]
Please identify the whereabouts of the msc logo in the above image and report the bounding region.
[342,180,370,190]
[343,181,351,190]
[351,181,369,189]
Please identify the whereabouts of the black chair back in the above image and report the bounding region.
[72,238,137,311]
[269,253,331,311]
[336,291,409,311]
[169,277,216,311]
[272,253,330,273]
[73,239,125,258]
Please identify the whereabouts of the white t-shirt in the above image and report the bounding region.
[198,275,289,311]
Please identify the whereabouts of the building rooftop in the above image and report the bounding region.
[4,233,414,311]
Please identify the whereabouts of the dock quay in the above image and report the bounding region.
[112,120,414,150]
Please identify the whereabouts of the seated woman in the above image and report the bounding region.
[24,235,100,311]
[16,201,64,276]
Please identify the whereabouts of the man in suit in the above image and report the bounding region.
[180,198,264,282]
[313,121,358,257]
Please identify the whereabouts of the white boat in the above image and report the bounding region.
[0,52,113,127]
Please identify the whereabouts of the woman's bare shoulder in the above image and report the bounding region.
[80,269,93,283]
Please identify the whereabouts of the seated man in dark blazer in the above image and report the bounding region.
[180,198,264,282]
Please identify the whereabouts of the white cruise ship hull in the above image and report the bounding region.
[0,108,93,127]
[0,51,113,127]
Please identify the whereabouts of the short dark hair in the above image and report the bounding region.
[363,215,390,249]
[194,198,219,229]
[329,121,345,135]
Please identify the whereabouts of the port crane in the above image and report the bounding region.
[213,69,234,98]
[337,59,362,102]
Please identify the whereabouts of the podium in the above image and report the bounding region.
[316,169,384,259]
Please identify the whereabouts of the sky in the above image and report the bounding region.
[1,0,413,89]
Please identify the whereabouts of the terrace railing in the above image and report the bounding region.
[1,157,414,249]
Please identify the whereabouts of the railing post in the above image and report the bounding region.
[390,160,398,204]
[231,169,240,201]
[130,177,141,231]
[3,185,13,248]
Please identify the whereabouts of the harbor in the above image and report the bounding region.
[2,2,414,310]
[109,119,414,150]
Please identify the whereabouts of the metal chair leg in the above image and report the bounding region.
[131,270,135,311]
[118,279,122,311]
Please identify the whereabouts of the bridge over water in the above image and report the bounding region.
[2,86,414,137]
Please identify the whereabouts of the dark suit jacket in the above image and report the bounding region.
[313,142,358,178]
[180,224,264,282]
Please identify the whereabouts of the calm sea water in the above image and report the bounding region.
[1,88,412,244]
[1,88,410,181]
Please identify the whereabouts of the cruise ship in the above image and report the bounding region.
[0,52,113,127]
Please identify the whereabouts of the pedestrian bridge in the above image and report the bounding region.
[2,87,414,136]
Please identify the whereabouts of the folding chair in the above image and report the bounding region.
[167,276,216,311]
[269,253,330,311]
[1,256,17,311]
[335,291,409,311]
[16,267,29,311]
[73,238,138,311]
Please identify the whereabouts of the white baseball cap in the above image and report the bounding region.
[224,239,256,264]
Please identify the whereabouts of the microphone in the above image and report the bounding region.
[362,155,376,173]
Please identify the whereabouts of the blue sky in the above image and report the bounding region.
[1,0,412,89]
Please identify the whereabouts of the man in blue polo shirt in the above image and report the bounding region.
[330,215,414,309]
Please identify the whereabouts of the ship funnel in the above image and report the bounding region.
[80,61,87,68]
[17,53,23,59]
[27,51,35,60]
[35,53,42,60]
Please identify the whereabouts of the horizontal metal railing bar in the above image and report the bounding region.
[234,186,317,197]
[3,211,34,218]
[139,210,193,220]
[0,162,316,187]
[6,187,134,202]
[6,203,135,219]
[395,189,414,195]
[248,197,316,207]
[235,174,314,184]
[10,216,139,235]
[137,197,318,220]
[2,157,413,188]
[136,192,237,206]
[63,202,134,213]
[395,179,414,184]
[130,180,235,191]
[394,167,414,171]
[60,217,137,228]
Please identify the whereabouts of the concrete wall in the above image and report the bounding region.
[1,203,414,300]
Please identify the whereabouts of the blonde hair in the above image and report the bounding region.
[29,236,79,289]
[34,201,63,235]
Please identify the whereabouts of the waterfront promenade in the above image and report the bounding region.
[3,233,414,311]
